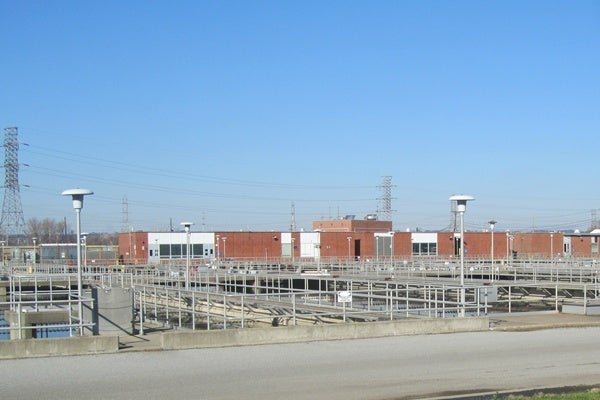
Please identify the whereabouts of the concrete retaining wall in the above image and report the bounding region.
[161,317,489,350]
[0,335,119,359]
[562,303,600,316]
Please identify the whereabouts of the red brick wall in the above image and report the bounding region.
[118,230,598,263]
[436,231,565,259]
[437,232,456,257]
[570,235,591,257]
[320,232,372,258]
[118,231,149,263]
[512,233,564,258]
[215,232,282,259]
[394,232,412,257]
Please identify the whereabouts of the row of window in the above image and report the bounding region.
[150,244,215,259]
[149,242,439,258]
[412,242,437,256]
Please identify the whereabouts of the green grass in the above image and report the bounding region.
[497,388,600,399]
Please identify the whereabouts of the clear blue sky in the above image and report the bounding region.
[1,1,599,234]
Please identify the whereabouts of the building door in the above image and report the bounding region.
[454,236,461,257]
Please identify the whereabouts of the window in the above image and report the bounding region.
[171,244,182,257]
[412,242,437,256]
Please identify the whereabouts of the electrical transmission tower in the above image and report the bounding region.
[290,201,296,232]
[592,209,599,231]
[377,176,394,221]
[450,200,458,232]
[0,127,26,243]
[121,196,129,233]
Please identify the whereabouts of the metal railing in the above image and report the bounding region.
[2,257,600,339]
[1,273,96,339]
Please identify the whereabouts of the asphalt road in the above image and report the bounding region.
[2,327,600,400]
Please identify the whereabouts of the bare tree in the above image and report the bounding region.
[26,218,67,244]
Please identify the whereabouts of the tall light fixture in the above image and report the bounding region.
[81,233,88,269]
[32,237,37,267]
[216,234,220,265]
[181,222,193,290]
[62,188,93,336]
[505,231,512,265]
[155,238,159,264]
[550,232,554,264]
[347,236,352,260]
[449,195,474,317]
[488,220,497,282]
[389,231,395,266]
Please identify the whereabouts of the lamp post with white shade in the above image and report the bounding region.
[488,220,497,282]
[449,195,474,317]
[550,232,554,264]
[62,188,93,336]
[347,236,352,261]
[32,237,37,268]
[181,222,193,290]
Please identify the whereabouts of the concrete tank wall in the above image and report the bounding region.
[86,286,134,335]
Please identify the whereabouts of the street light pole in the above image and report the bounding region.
[32,237,37,269]
[181,222,193,290]
[155,238,159,264]
[488,220,496,282]
[389,232,395,268]
[81,233,88,270]
[550,232,554,264]
[506,231,510,265]
[347,237,352,261]
[290,237,295,265]
[216,235,220,265]
[449,195,475,317]
[62,188,93,336]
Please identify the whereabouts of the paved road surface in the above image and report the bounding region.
[1,327,600,399]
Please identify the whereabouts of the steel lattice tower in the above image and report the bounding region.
[0,127,26,242]
[121,196,129,233]
[378,176,394,221]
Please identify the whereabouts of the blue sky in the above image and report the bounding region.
[1,1,599,234]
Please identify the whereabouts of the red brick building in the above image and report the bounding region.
[118,226,599,265]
